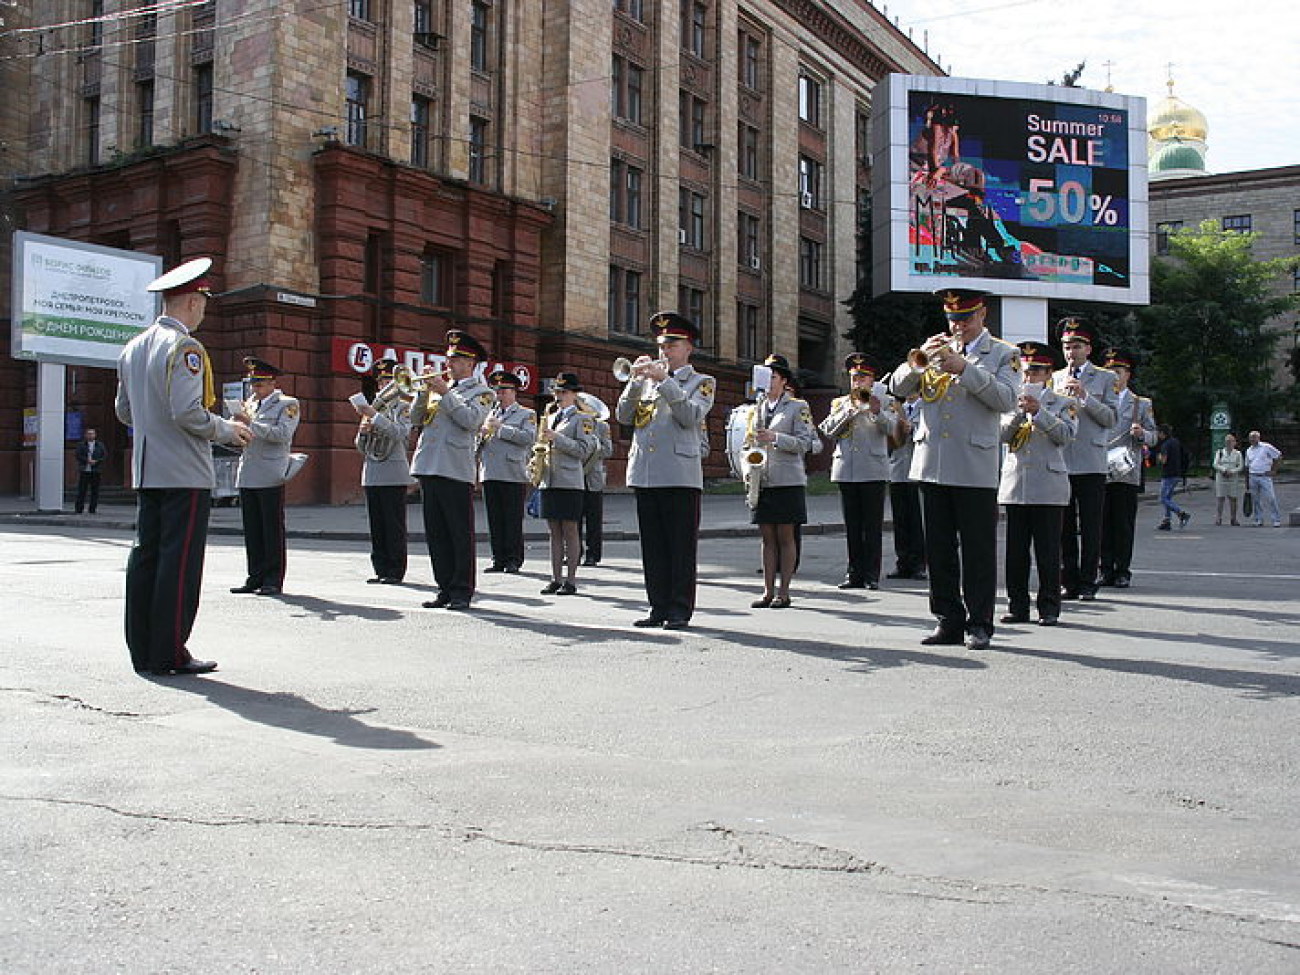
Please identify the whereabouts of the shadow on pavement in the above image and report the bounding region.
[270,592,407,622]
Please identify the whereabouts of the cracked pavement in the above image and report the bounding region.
[2,508,1298,972]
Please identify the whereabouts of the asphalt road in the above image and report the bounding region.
[2,493,1298,973]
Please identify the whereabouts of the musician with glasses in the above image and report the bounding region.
[479,369,536,575]
[889,289,1018,651]
[353,357,414,585]
[616,311,716,631]
[410,331,496,611]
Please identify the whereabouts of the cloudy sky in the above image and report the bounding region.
[886,0,1299,175]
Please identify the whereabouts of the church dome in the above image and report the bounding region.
[1150,142,1206,175]
[1148,81,1208,143]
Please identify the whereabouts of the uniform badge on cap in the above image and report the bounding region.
[147,257,214,295]
[445,329,489,361]
[1057,317,1095,346]
[844,352,875,376]
[243,356,281,381]
[936,289,987,318]
[649,311,700,344]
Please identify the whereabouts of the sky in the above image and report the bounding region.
[886,0,1300,175]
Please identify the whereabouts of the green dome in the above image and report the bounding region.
[1151,141,1206,174]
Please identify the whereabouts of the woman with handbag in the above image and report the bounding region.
[1212,433,1244,526]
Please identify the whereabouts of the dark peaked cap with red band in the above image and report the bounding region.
[649,311,700,343]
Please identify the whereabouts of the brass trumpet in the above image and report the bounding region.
[394,364,449,395]
[613,353,667,382]
[909,334,962,403]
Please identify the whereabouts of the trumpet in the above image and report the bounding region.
[613,353,668,383]
[393,364,449,395]
[909,334,963,403]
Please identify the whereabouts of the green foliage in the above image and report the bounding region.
[1048,61,1087,87]
[842,283,947,376]
[1137,219,1299,460]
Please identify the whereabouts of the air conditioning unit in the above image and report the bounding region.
[747,255,761,270]
[678,228,688,245]
[800,191,814,209]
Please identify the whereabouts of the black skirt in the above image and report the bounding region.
[751,485,807,525]
[541,487,584,521]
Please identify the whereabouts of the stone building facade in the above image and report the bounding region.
[1,0,939,501]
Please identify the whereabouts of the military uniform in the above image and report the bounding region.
[1052,320,1119,600]
[999,344,1078,625]
[1098,350,1158,588]
[232,360,301,595]
[616,312,716,628]
[355,360,414,583]
[410,331,496,608]
[580,415,614,565]
[115,257,242,675]
[887,396,927,579]
[478,377,536,573]
[538,404,598,493]
[889,291,1018,647]
[748,389,816,522]
[821,355,894,588]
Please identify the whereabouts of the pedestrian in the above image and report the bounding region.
[1155,424,1191,530]
[115,257,251,676]
[1212,433,1245,526]
[411,331,496,610]
[74,427,108,514]
[886,392,927,581]
[819,353,892,591]
[1097,348,1158,588]
[616,311,716,630]
[229,357,301,596]
[889,289,1018,651]
[479,369,536,574]
[747,354,817,609]
[353,357,414,584]
[998,342,1077,627]
[537,372,597,596]
[1244,430,1284,528]
[1052,318,1119,601]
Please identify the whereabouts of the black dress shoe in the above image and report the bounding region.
[379,577,403,585]
[255,585,282,596]
[1000,613,1030,624]
[1038,616,1060,627]
[837,577,865,590]
[581,559,600,567]
[633,616,665,628]
[541,580,562,594]
[556,582,577,596]
[444,599,471,611]
[1097,574,1116,588]
[152,658,218,676]
[885,569,909,580]
[965,628,992,651]
[1060,589,1080,600]
[1078,589,1097,602]
[866,581,880,591]
[366,577,384,584]
[663,619,690,630]
[503,564,521,574]
[911,570,928,581]
[230,583,259,594]
[920,626,964,646]
[422,594,451,609]
[484,565,506,573]
[1113,576,1131,589]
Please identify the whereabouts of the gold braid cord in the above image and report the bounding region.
[1008,418,1033,452]
[633,398,656,428]
[919,368,953,403]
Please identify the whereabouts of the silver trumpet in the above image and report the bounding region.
[613,353,668,382]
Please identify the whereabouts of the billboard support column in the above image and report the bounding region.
[1000,297,1047,345]
[36,361,67,512]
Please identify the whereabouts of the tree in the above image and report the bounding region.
[1137,219,1299,462]
[1048,61,1087,87]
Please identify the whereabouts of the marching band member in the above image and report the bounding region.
[537,373,598,596]
[479,369,536,574]
[353,357,414,585]
[230,356,301,597]
[616,311,716,630]
[579,400,614,567]
[819,353,893,591]
[410,330,496,610]
[889,289,1018,651]
[1052,318,1119,601]
[886,392,927,581]
[747,354,817,609]
[998,342,1077,627]
[1098,348,1158,588]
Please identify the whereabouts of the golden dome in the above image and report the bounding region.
[1149,79,1208,143]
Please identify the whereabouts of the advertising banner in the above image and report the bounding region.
[11,232,163,368]
[872,76,1148,304]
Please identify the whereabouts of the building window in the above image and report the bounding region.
[1222,214,1251,234]
[470,1,490,72]
[799,156,822,209]
[194,63,213,134]
[468,116,488,184]
[682,1,706,57]
[414,0,434,34]
[609,266,642,335]
[615,0,645,23]
[737,301,761,361]
[679,188,706,249]
[855,107,871,164]
[349,0,371,21]
[611,56,645,125]
[678,286,706,346]
[364,232,383,294]
[799,237,824,290]
[738,123,759,180]
[609,159,643,229]
[89,0,104,47]
[346,71,370,147]
[739,29,762,91]
[1155,220,1182,256]
[421,250,452,306]
[84,96,100,166]
[798,72,822,127]
[411,96,431,168]
[738,211,760,268]
[136,80,154,147]
[680,91,707,151]
[1294,209,1300,245]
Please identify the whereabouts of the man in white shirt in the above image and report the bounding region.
[1245,430,1284,528]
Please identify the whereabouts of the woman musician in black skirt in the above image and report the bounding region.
[534,372,597,596]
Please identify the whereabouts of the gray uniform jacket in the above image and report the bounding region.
[236,389,302,489]
[539,406,598,491]
[355,400,414,488]
[583,417,614,492]
[115,316,244,489]
[616,365,716,490]
[1052,362,1119,476]
[478,402,536,484]
[888,399,921,483]
[754,393,816,488]
[820,395,894,483]
[998,389,1078,506]
[1105,389,1158,486]
[410,377,496,483]
[889,329,1019,489]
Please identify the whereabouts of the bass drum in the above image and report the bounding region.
[725,404,754,479]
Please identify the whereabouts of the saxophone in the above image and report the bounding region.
[740,402,768,510]
[526,403,557,487]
